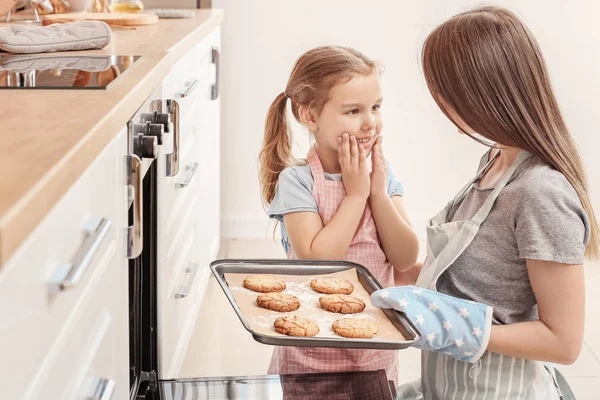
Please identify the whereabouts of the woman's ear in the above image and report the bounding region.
[298,105,319,132]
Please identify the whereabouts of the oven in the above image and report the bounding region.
[127,85,170,400]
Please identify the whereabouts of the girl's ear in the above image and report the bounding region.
[298,105,319,132]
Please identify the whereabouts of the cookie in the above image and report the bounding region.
[319,294,366,314]
[243,275,286,293]
[310,277,354,294]
[257,292,301,312]
[274,315,320,337]
[332,318,379,339]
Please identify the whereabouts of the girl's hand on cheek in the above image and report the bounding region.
[370,135,388,198]
[338,132,370,200]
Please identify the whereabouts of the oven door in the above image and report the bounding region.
[157,370,397,400]
[129,162,159,400]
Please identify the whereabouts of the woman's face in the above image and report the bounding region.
[312,73,383,157]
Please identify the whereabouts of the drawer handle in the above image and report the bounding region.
[127,154,143,259]
[178,162,199,188]
[177,79,200,98]
[211,46,220,100]
[85,377,115,400]
[175,262,200,299]
[48,217,112,293]
[166,99,180,177]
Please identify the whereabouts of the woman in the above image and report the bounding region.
[372,6,599,399]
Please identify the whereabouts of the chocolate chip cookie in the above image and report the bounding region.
[310,277,354,295]
[243,275,286,293]
[332,318,379,339]
[319,294,366,314]
[274,315,320,337]
[257,292,301,312]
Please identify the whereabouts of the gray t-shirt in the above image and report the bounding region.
[437,152,591,325]
[268,161,404,254]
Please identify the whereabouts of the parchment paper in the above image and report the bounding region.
[224,268,406,342]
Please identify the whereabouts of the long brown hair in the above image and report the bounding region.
[422,6,599,259]
[259,46,379,206]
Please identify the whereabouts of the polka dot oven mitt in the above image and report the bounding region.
[371,285,493,363]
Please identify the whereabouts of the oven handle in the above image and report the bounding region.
[48,217,112,293]
[127,154,143,259]
[166,99,180,177]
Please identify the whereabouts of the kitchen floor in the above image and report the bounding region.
[181,238,600,399]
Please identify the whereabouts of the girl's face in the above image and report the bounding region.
[311,73,383,157]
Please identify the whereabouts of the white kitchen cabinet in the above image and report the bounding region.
[0,128,130,400]
[157,27,221,378]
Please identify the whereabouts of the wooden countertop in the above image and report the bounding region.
[0,10,224,266]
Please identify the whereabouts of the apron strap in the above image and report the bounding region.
[450,149,500,210]
[470,150,532,226]
[307,145,326,185]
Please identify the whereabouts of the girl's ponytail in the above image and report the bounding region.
[259,92,293,206]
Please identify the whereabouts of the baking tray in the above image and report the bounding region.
[210,258,422,350]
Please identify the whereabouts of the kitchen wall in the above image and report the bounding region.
[216,0,600,240]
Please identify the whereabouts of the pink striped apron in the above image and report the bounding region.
[268,146,398,384]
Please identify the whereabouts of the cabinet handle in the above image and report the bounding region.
[175,262,200,299]
[177,79,200,98]
[48,217,112,293]
[166,99,180,177]
[211,47,220,100]
[127,155,143,259]
[178,162,199,188]
[85,377,115,400]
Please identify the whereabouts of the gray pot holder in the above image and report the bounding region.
[0,21,111,54]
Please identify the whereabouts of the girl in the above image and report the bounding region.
[372,6,599,399]
[258,46,420,383]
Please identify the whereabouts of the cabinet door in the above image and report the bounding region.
[156,27,221,379]
[0,128,129,400]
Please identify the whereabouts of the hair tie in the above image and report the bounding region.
[283,91,289,99]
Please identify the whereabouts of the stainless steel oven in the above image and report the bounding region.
[127,85,171,400]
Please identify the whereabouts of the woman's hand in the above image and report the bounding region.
[338,132,370,200]
[370,135,388,198]
[371,286,493,363]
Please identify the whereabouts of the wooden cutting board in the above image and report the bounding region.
[42,12,158,26]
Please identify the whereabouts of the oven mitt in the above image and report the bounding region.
[371,285,493,363]
[0,21,111,54]
[0,54,112,73]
